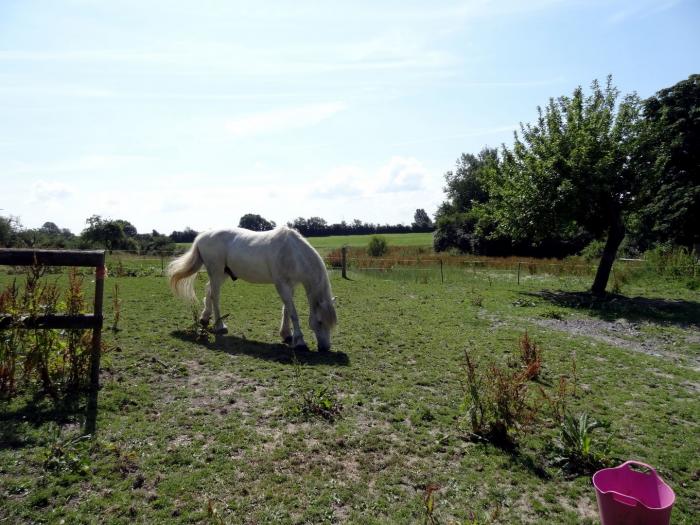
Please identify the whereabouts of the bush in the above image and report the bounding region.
[367,236,388,257]
[579,240,605,262]
[644,245,698,277]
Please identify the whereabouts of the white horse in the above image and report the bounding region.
[167,226,337,352]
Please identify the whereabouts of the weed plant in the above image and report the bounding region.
[0,266,94,399]
[461,348,538,447]
[519,331,542,380]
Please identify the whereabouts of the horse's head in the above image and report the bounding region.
[309,296,337,352]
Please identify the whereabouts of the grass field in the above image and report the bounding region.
[1,265,699,523]
[176,232,434,254]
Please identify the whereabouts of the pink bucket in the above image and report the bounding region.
[592,461,675,525]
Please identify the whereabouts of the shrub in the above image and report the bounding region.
[579,240,605,262]
[367,236,388,257]
[644,245,697,277]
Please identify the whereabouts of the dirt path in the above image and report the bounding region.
[531,317,700,371]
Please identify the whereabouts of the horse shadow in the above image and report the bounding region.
[1,395,84,450]
[170,330,350,366]
[522,290,700,328]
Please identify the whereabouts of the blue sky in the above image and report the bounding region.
[1,0,698,235]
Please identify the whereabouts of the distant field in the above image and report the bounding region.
[307,232,434,251]
[177,232,435,253]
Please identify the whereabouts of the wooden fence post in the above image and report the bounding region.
[341,246,348,279]
[440,259,444,283]
[517,262,521,285]
[86,255,105,435]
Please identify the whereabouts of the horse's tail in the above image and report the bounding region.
[167,240,203,302]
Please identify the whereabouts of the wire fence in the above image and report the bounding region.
[1,249,697,285]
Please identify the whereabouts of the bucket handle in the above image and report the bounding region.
[620,460,659,479]
[611,491,639,507]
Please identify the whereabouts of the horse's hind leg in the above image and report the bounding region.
[200,281,213,326]
[279,305,292,345]
[275,282,307,350]
[207,271,228,334]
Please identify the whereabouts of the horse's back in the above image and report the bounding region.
[196,227,300,284]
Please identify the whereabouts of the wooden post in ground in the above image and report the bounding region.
[517,262,521,285]
[341,246,348,279]
[439,259,444,283]
[86,254,105,435]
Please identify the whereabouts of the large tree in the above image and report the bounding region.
[412,208,433,230]
[490,77,644,295]
[632,74,700,251]
[433,148,500,253]
[81,215,128,251]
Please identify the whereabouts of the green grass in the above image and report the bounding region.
[174,232,434,255]
[1,267,699,523]
[306,232,434,251]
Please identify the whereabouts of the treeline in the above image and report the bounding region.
[433,74,699,294]
[0,209,435,251]
[0,215,175,253]
[287,210,434,237]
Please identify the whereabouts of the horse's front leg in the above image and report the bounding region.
[279,304,293,345]
[275,282,307,350]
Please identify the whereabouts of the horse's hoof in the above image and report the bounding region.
[283,336,293,345]
[318,345,330,353]
[294,344,310,352]
[212,327,228,335]
[199,319,210,327]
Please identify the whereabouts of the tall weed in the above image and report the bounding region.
[461,348,537,447]
[0,265,95,399]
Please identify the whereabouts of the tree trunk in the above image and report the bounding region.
[591,213,626,296]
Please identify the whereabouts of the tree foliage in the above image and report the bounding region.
[433,148,514,254]
[631,74,700,250]
[412,208,433,231]
[238,213,276,231]
[488,78,645,294]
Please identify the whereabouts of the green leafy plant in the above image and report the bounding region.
[553,412,612,474]
[295,385,343,422]
[42,425,92,475]
[288,359,343,422]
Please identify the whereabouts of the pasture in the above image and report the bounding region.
[178,232,434,255]
[1,261,699,523]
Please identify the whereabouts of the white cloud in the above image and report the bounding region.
[313,156,432,199]
[225,102,346,137]
[31,180,72,202]
[375,156,429,193]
